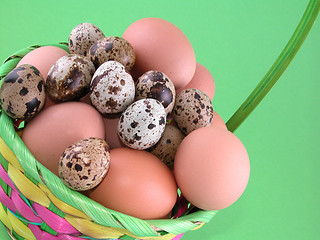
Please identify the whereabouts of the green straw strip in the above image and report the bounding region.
[226,0,320,132]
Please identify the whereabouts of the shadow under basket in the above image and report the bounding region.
[0,2,319,238]
[0,43,217,240]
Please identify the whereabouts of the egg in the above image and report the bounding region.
[17,46,68,80]
[88,147,177,219]
[88,36,135,71]
[46,54,95,102]
[174,127,250,210]
[90,61,135,114]
[135,70,176,116]
[211,110,227,130]
[148,124,185,171]
[69,23,105,56]
[59,137,110,191]
[21,102,105,176]
[103,115,126,149]
[0,64,45,120]
[173,89,213,135]
[122,17,196,89]
[118,99,166,150]
[177,63,215,101]
[80,92,126,149]
[17,46,69,110]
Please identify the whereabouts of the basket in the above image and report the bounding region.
[0,2,318,239]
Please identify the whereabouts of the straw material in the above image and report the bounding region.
[0,43,217,240]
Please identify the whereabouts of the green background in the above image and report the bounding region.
[0,0,319,239]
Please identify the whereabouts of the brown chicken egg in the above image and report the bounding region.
[174,127,250,211]
[103,115,126,149]
[88,147,177,219]
[21,102,105,176]
[17,46,68,80]
[177,62,216,101]
[17,46,69,109]
[211,110,227,130]
[123,17,196,89]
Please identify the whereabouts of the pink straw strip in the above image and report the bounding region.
[10,189,42,223]
[28,224,59,240]
[0,184,16,212]
[32,202,81,235]
[0,163,17,191]
[171,233,184,240]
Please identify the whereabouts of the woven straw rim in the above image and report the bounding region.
[0,43,216,240]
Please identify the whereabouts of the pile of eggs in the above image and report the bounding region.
[0,18,250,220]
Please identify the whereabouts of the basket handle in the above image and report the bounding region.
[226,0,320,132]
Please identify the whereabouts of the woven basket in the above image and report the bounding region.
[0,2,318,239]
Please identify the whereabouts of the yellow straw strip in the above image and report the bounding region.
[0,204,12,230]
[140,233,177,240]
[65,215,123,239]
[0,138,23,172]
[38,183,90,220]
[191,222,204,231]
[7,211,36,240]
[65,215,178,240]
[7,164,50,208]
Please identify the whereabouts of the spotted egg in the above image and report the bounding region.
[90,61,135,114]
[173,88,213,135]
[148,124,185,170]
[0,64,45,120]
[88,36,135,71]
[68,23,105,56]
[58,137,110,191]
[135,70,176,116]
[118,99,166,150]
[46,54,95,102]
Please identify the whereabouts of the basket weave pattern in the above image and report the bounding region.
[0,44,216,240]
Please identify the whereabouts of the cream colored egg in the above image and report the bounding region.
[173,89,213,135]
[148,124,185,170]
[135,70,176,116]
[59,137,110,191]
[90,61,135,114]
[69,23,105,56]
[118,99,166,150]
[0,64,45,120]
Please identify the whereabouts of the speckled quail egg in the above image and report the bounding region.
[0,64,45,120]
[69,23,105,56]
[88,36,135,71]
[90,61,135,114]
[148,124,185,170]
[46,54,95,102]
[118,99,166,150]
[173,88,213,135]
[58,137,110,191]
[135,70,176,116]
